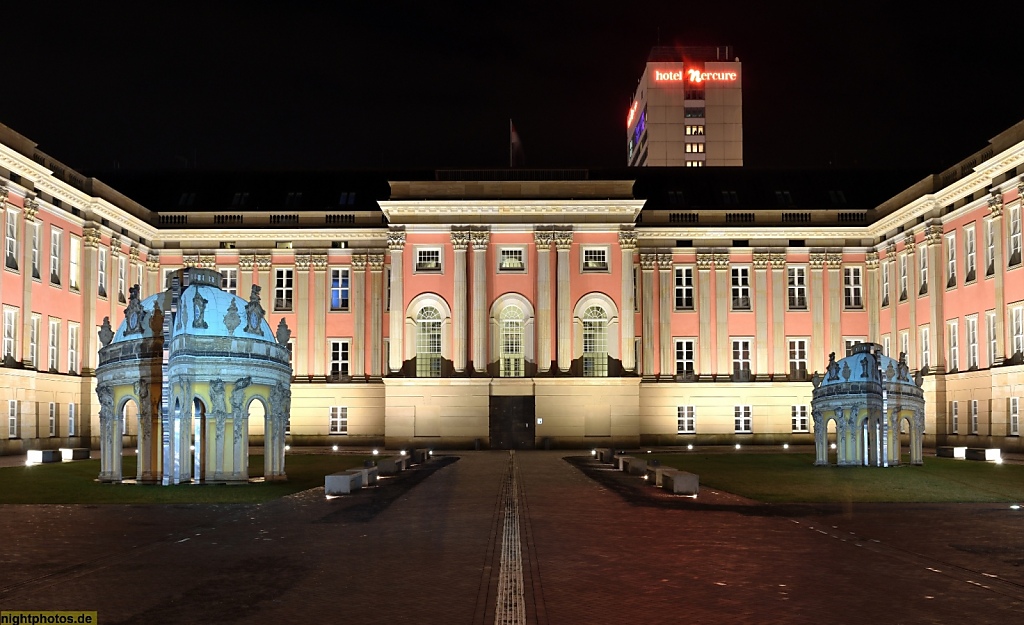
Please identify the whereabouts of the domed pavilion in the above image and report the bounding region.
[95,267,293,485]
[811,343,925,467]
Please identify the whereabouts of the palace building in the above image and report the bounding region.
[0,118,1023,456]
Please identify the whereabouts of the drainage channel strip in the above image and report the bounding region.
[494,451,527,625]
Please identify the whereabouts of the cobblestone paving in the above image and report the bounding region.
[1,451,1022,624]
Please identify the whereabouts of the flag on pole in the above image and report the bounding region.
[509,119,526,168]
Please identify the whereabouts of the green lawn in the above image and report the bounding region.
[645,453,1024,503]
[0,454,376,504]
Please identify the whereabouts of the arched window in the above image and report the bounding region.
[582,306,608,377]
[500,305,524,377]
[417,306,442,377]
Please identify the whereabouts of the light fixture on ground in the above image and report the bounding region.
[734,443,741,450]
[372,449,379,456]
[783,443,789,449]
[687,444,693,450]
[332,445,338,452]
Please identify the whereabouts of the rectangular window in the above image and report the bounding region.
[1012,397,1020,436]
[945,232,957,288]
[899,254,908,301]
[5,209,17,270]
[881,262,890,306]
[684,125,704,136]
[919,327,929,369]
[69,236,80,292]
[68,323,79,374]
[97,248,107,297]
[734,405,752,433]
[731,267,750,310]
[947,320,959,372]
[118,256,127,302]
[8,400,16,438]
[330,268,350,311]
[49,227,62,286]
[951,401,959,435]
[987,310,997,366]
[986,218,996,277]
[1010,205,1022,266]
[964,226,976,282]
[29,314,39,369]
[882,335,891,356]
[674,338,694,376]
[2,308,16,361]
[674,267,694,310]
[48,319,60,372]
[582,247,609,272]
[329,406,348,435]
[684,142,705,153]
[329,339,350,379]
[31,223,40,280]
[135,263,144,297]
[966,315,979,369]
[792,405,809,432]
[918,249,928,295]
[68,403,76,437]
[415,248,442,272]
[844,338,864,357]
[970,400,979,434]
[498,247,525,272]
[677,406,695,433]
[787,267,807,310]
[684,107,705,119]
[48,402,56,437]
[788,338,807,378]
[732,339,751,377]
[899,331,909,364]
[1012,305,1024,357]
[220,268,237,295]
[274,268,293,311]
[844,267,863,309]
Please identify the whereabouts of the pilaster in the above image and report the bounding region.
[19,198,37,367]
[696,253,713,380]
[311,254,328,381]
[534,231,553,373]
[471,229,490,373]
[369,252,385,376]
[753,252,770,380]
[905,233,918,367]
[618,230,637,372]
[809,252,826,372]
[351,253,367,378]
[80,226,101,375]
[238,255,255,305]
[451,230,470,372]
[827,252,842,358]
[658,253,673,378]
[866,252,879,343]
[294,254,311,379]
[886,241,897,353]
[925,224,946,373]
[769,253,786,378]
[713,253,729,377]
[555,230,573,372]
[989,192,1005,364]
[640,253,657,377]
[387,229,406,374]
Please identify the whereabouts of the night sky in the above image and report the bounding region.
[3,2,1021,174]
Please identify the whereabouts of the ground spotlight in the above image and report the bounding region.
[687,444,693,450]
[783,443,789,450]
[285,445,291,451]
[332,445,338,452]
[830,443,837,450]
[372,449,379,456]
[734,443,741,450]
[590,449,596,456]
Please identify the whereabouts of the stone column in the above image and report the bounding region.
[351,253,367,378]
[311,254,327,380]
[905,234,918,366]
[640,253,657,377]
[255,253,272,308]
[925,224,946,373]
[145,254,160,300]
[79,226,101,375]
[618,230,637,372]
[471,230,490,373]
[714,253,730,378]
[369,252,385,376]
[294,254,311,379]
[989,192,1005,364]
[387,230,406,374]
[534,231,554,373]
[658,253,673,378]
[451,230,470,372]
[827,252,842,357]
[696,253,713,380]
[866,252,879,343]
[753,252,770,380]
[555,230,573,372]
[19,199,38,367]
[770,253,786,378]
[809,253,826,373]
[886,242,897,351]
[238,255,255,304]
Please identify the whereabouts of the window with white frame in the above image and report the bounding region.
[792,405,809,432]
[29,314,39,369]
[987,311,997,366]
[582,247,609,272]
[844,267,863,309]
[329,406,348,434]
[31,223,40,280]
[1012,397,1020,436]
[498,247,525,272]
[880,262,890,306]
[674,338,695,375]
[787,266,807,309]
[8,400,16,438]
[1012,305,1024,357]
[731,267,750,310]
[330,268,350,311]
[918,251,928,295]
[68,403,76,436]
[677,406,695,433]
[986,218,996,277]
[220,268,237,295]
[416,306,442,377]
[1010,204,1022,266]
[5,209,17,270]
[135,263,144,297]
[732,338,751,376]
[966,315,978,369]
[582,306,608,377]
[965,225,976,282]
[920,326,930,369]
[274,268,293,311]
[2,308,16,361]
[734,405,752,433]
[161,268,175,290]
[788,338,807,377]
[415,248,442,272]
[899,254,908,300]
[951,401,959,435]
[48,319,60,372]
[69,236,80,292]
[969,399,978,434]
[844,338,864,357]
[947,320,959,371]
[945,232,957,288]
[97,248,107,297]
[49,227,62,286]
[674,267,694,310]
[499,306,525,378]
[882,335,891,356]
[67,323,79,374]
[329,339,350,379]
[897,330,908,363]
[48,402,56,437]
[118,256,127,302]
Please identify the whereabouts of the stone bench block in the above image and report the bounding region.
[662,470,699,495]
[936,446,967,459]
[645,466,671,486]
[376,456,408,476]
[355,465,379,487]
[965,448,1001,462]
[413,449,432,464]
[27,449,61,464]
[325,470,364,495]
[616,455,632,471]
[596,448,615,464]
[59,447,90,461]
[623,456,647,475]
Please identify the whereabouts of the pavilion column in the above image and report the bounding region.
[658,253,673,379]
[369,252,385,376]
[294,254,311,380]
[809,253,826,373]
[826,252,842,357]
[989,193,1005,364]
[451,230,470,373]
[618,230,637,372]
[351,253,367,378]
[534,231,553,373]
[696,253,713,380]
[887,242,898,351]
[714,253,730,378]
[905,234,918,366]
[471,230,490,373]
[770,253,786,378]
[555,230,573,372]
[753,252,770,380]
[640,253,657,377]
[387,230,406,374]
[19,199,38,367]
[866,252,879,343]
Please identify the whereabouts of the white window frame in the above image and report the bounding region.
[48,318,60,372]
[951,401,959,435]
[945,231,957,288]
[880,262,889,306]
[843,266,863,309]
[31,222,40,280]
[844,337,866,357]
[987,310,997,366]
[329,339,351,379]
[416,306,443,378]
[497,247,526,273]
[220,267,237,295]
[68,323,79,374]
[1012,397,1020,436]
[882,335,891,356]
[274,268,294,312]
[986,218,996,277]
[966,315,978,369]
[581,246,610,273]
[329,406,348,435]
[731,266,751,310]
[732,338,752,376]
[734,405,752,433]
[899,254,908,300]
[135,262,144,297]
[1010,204,1022,266]
[69,235,81,292]
[677,405,695,434]
[49,227,62,286]
[964,225,976,281]
[68,403,76,437]
[787,266,807,310]
[788,338,808,377]
[8,400,17,438]
[5,208,17,270]
[674,338,695,376]
[48,402,56,437]
[919,327,929,369]
[674,266,694,310]
[97,247,108,298]
[918,250,928,295]
[2,307,16,361]
[499,305,525,378]
[118,256,127,301]
[330,268,350,312]
[1012,304,1024,357]
[582,306,609,377]
[947,320,959,371]
[792,405,809,433]
[414,246,443,273]
[970,399,979,435]
[29,314,39,369]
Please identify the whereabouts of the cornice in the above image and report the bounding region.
[379,199,645,223]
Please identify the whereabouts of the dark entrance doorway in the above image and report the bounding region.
[489,396,536,450]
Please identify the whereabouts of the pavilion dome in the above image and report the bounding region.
[816,342,918,389]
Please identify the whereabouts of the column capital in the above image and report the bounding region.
[903,233,917,253]
[294,254,312,271]
[640,253,658,271]
[23,196,39,222]
[387,229,406,250]
[752,252,771,269]
[110,245,121,258]
[129,246,141,263]
[712,253,730,268]
[145,256,160,271]
[368,252,385,271]
[183,254,200,268]
[534,230,554,248]
[885,241,897,258]
[471,229,490,249]
[451,229,470,251]
[656,253,673,270]
[256,254,273,270]
[83,226,102,250]
[696,253,714,270]
[809,252,827,268]
[923,224,944,246]
[989,190,1004,217]
[312,254,328,271]
[351,253,368,270]
[865,251,879,268]
[825,252,843,267]
[554,230,573,251]
[768,252,786,268]
[618,229,637,250]
[238,254,256,270]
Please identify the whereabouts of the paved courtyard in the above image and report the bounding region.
[1,451,1023,624]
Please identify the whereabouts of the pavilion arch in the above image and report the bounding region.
[403,293,453,363]
[572,292,620,363]
[489,293,536,372]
